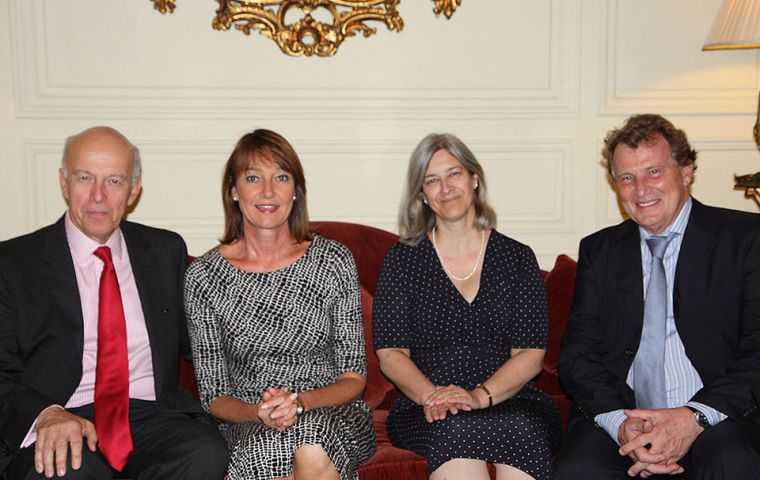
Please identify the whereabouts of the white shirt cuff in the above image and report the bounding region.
[594,409,627,446]
[20,405,64,448]
[686,401,727,427]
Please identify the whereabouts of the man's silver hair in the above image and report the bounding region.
[60,127,142,182]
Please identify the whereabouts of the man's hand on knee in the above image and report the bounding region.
[34,408,98,478]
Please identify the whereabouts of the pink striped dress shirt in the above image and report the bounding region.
[22,213,156,447]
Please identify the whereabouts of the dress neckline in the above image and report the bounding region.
[426,229,494,306]
[215,234,319,275]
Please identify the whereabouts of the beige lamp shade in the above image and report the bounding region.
[703,0,760,50]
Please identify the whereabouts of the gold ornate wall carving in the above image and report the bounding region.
[152,0,176,14]
[433,0,461,19]
[150,0,459,57]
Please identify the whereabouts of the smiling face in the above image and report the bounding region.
[231,155,296,236]
[612,135,693,234]
[59,127,141,244]
[421,149,478,225]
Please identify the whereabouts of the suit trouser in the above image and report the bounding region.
[553,412,760,480]
[4,399,229,480]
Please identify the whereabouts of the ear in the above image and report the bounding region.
[127,177,142,207]
[472,173,479,188]
[680,164,694,187]
[59,168,70,202]
[231,185,238,200]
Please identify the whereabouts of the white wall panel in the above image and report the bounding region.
[2,0,760,268]
[10,0,580,120]
[602,0,760,114]
[690,140,760,210]
[25,136,573,255]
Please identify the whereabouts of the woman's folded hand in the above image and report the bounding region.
[258,387,299,431]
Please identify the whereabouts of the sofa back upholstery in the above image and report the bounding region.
[309,222,400,408]
[310,221,399,296]
[179,221,575,422]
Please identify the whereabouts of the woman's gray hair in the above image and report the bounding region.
[398,133,497,245]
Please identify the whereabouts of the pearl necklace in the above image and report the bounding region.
[431,228,486,281]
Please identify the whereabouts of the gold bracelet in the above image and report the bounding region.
[475,383,492,408]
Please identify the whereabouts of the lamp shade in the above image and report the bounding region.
[703,0,760,50]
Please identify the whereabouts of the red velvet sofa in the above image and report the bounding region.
[179,221,578,479]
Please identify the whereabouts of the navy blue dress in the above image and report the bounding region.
[372,230,562,479]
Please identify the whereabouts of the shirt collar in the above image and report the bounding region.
[639,196,692,241]
[64,211,125,263]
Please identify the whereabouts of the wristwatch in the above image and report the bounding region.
[294,394,305,416]
[686,407,710,429]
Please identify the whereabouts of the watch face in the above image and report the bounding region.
[694,411,709,428]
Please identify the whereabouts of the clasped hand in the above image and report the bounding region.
[422,384,483,423]
[258,387,299,432]
[617,407,703,478]
[34,407,97,479]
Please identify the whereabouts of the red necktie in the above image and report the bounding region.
[93,246,134,471]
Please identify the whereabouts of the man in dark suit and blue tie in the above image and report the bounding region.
[0,126,228,479]
[554,114,760,479]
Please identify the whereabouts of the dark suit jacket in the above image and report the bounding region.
[0,217,203,473]
[559,199,760,450]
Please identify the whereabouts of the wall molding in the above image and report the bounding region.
[600,0,760,115]
[24,136,575,251]
[10,0,581,120]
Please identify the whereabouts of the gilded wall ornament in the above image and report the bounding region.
[433,0,460,19]
[213,0,403,57]
[152,0,176,14]
[151,0,459,57]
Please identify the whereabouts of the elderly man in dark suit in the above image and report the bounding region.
[0,127,228,479]
[554,114,760,479]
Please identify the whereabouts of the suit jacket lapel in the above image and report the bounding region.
[120,222,165,392]
[615,221,645,338]
[41,218,86,362]
[673,200,717,343]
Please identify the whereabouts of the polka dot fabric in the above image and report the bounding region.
[185,235,376,480]
[372,230,562,479]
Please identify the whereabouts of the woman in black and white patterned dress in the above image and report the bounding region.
[184,129,376,480]
[373,134,562,480]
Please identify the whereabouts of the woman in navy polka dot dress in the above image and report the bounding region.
[373,133,562,480]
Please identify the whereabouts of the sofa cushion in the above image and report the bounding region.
[361,287,396,409]
[358,410,429,480]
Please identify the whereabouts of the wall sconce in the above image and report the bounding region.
[151,0,461,57]
[703,0,760,205]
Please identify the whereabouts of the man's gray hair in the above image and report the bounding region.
[60,127,142,182]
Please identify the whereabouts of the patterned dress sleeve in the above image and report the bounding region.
[183,257,232,411]
[329,242,367,376]
[509,242,549,350]
[372,244,412,350]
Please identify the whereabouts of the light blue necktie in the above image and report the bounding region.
[633,233,676,409]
